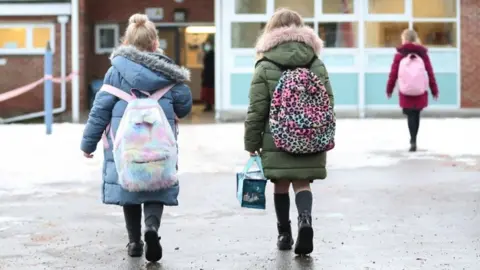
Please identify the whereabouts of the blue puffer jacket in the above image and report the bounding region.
[80,45,192,206]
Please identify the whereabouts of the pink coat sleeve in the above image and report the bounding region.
[386,53,403,95]
[420,53,439,96]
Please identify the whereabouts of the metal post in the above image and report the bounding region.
[44,42,53,135]
[58,15,69,112]
[71,0,80,122]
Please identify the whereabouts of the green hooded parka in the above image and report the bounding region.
[244,25,335,181]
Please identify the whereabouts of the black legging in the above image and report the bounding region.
[403,109,420,143]
[123,203,164,243]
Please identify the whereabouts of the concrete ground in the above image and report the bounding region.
[0,158,479,270]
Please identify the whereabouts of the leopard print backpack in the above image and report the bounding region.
[256,56,336,154]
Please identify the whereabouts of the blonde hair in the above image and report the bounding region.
[123,13,158,51]
[402,29,421,44]
[263,8,304,33]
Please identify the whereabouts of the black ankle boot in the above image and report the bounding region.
[294,211,314,255]
[277,221,294,250]
[127,241,144,257]
[409,141,417,152]
[145,226,163,262]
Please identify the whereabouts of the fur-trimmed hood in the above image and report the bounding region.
[255,25,323,54]
[110,45,190,83]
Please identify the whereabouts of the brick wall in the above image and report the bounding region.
[0,0,214,119]
[460,0,480,108]
[0,16,71,118]
[0,0,88,119]
[85,0,214,96]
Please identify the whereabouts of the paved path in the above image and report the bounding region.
[0,159,479,270]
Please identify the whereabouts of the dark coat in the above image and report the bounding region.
[386,43,439,110]
[244,26,334,181]
[202,50,215,88]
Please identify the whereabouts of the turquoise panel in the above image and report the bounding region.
[321,54,355,67]
[366,54,395,69]
[365,73,398,105]
[230,73,253,105]
[329,73,358,105]
[365,73,458,106]
[428,51,457,73]
[230,73,359,106]
[429,73,458,105]
[234,55,256,68]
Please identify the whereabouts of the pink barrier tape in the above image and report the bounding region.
[0,72,78,103]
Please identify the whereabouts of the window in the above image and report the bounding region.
[365,0,458,48]
[322,0,354,14]
[414,22,456,47]
[235,0,266,14]
[413,0,456,18]
[319,22,358,48]
[95,24,119,54]
[275,0,314,17]
[231,22,264,48]
[412,0,457,47]
[0,24,54,54]
[368,0,405,14]
[365,22,409,47]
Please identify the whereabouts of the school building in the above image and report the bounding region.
[0,0,479,123]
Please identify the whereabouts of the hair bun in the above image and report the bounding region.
[129,13,149,27]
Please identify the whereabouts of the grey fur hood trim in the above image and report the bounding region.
[110,45,190,82]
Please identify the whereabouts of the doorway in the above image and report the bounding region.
[157,26,182,64]
[157,25,216,123]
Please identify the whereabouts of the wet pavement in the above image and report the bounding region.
[0,158,479,270]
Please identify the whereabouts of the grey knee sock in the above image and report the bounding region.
[295,190,313,215]
[144,202,164,231]
[123,204,142,242]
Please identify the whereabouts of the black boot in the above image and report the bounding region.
[294,211,314,255]
[127,241,144,257]
[409,141,417,152]
[277,222,294,250]
[145,226,163,262]
[203,103,213,112]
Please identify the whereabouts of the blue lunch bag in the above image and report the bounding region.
[236,156,267,209]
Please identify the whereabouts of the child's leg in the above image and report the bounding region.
[291,180,314,255]
[123,204,142,243]
[143,202,164,262]
[274,180,293,250]
[413,109,421,142]
[274,180,291,225]
[143,202,164,231]
[123,204,143,257]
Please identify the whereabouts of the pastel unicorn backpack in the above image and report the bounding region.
[257,56,336,154]
[398,53,428,96]
[100,84,178,192]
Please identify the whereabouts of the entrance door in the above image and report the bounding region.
[157,27,181,64]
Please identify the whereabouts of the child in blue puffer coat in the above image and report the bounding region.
[80,13,192,262]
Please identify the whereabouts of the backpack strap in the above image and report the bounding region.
[255,55,318,71]
[150,83,180,134]
[150,84,177,101]
[99,84,135,150]
[100,84,135,102]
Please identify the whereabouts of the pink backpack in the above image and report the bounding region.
[398,53,428,96]
[100,84,178,192]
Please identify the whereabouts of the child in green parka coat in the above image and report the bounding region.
[244,8,334,256]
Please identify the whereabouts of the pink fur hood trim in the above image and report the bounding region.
[255,25,324,54]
